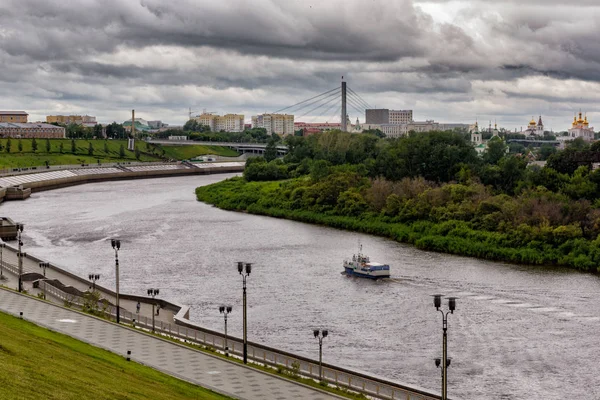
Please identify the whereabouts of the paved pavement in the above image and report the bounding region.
[0,287,341,400]
[1,247,177,324]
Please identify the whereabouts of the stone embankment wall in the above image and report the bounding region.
[0,162,244,200]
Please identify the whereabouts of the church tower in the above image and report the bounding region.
[471,121,482,144]
[536,116,544,136]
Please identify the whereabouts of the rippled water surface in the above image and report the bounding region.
[3,174,599,399]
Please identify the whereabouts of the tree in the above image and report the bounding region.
[135,148,141,160]
[71,139,76,153]
[264,139,277,162]
[88,142,94,156]
[18,139,23,152]
[93,124,103,138]
[45,138,51,153]
[119,144,125,158]
[6,138,11,153]
[483,137,507,164]
[105,123,126,139]
[59,142,64,153]
[104,141,109,154]
[539,144,557,161]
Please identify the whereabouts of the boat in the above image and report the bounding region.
[343,244,390,279]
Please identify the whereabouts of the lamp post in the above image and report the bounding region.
[0,242,5,280]
[313,329,329,380]
[433,294,457,400]
[147,288,159,332]
[219,305,233,357]
[39,262,49,299]
[88,273,100,292]
[111,239,121,323]
[16,223,24,292]
[237,261,251,364]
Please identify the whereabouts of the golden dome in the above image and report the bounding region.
[529,117,536,126]
[584,115,589,126]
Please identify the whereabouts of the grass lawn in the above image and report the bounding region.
[160,145,239,159]
[0,139,239,169]
[0,311,232,400]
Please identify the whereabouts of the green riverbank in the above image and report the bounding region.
[196,176,600,273]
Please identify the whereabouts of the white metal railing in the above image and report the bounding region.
[0,252,439,399]
[36,281,438,400]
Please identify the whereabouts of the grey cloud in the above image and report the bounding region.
[1,0,600,129]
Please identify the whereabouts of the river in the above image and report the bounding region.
[2,174,598,399]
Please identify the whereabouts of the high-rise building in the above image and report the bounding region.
[0,111,28,123]
[251,114,294,135]
[365,109,413,125]
[389,110,413,124]
[194,113,245,132]
[365,109,389,124]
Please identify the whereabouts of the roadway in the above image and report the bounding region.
[0,287,342,400]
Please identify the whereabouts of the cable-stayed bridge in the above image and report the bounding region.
[272,80,372,131]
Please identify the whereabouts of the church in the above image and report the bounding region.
[520,116,544,137]
[568,112,595,141]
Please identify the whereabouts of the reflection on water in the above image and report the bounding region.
[3,174,599,399]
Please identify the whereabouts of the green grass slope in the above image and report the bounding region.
[0,139,239,169]
[0,310,232,400]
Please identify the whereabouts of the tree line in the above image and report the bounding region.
[197,130,600,271]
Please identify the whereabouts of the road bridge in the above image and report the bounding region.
[149,140,288,156]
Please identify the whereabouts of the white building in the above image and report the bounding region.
[251,114,294,135]
[389,110,413,124]
[195,113,245,132]
[520,116,544,137]
[567,112,595,141]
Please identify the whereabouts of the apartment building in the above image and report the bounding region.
[46,115,97,126]
[0,111,28,123]
[195,113,245,132]
[252,114,294,135]
[365,109,413,125]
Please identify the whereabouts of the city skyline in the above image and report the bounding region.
[1,0,599,130]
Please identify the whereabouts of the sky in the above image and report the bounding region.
[1,0,600,131]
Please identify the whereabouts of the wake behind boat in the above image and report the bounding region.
[343,245,390,279]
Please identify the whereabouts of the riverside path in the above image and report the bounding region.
[0,288,342,400]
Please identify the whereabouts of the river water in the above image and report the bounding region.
[2,174,599,399]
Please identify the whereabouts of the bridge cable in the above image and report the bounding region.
[330,105,342,123]
[297,92,341,120]
[308,98,342,123]
[272,87,339,114]
[347,87,373,109]
[347,92,371,112]
[346,93,369,115]
[346,96,367,116]
[289,89,340,116]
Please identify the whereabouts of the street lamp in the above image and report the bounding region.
[16,223,25,292]
[147,288,159,332]
[219,306,233,357]
[0,242,5,280]
[433,294,457,400]
[39,262,49,299]
[111,239,121,323]
[237,261,251,364]
[313,329,329,381]
[88,273,100,292]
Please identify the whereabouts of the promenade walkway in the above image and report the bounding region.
[0,287,342,400]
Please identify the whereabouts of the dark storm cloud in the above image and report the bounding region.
[0,0,433,62]
[1,0,600,129]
